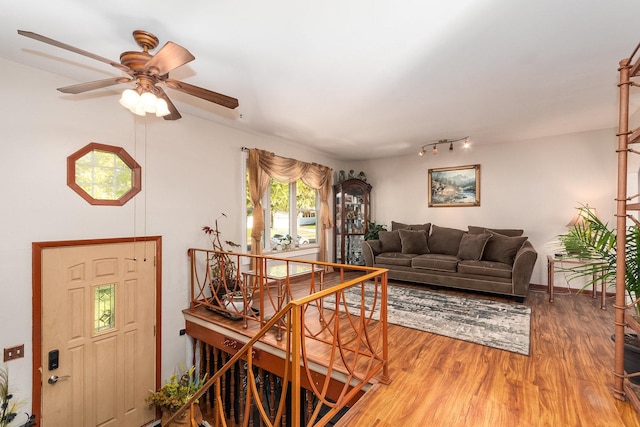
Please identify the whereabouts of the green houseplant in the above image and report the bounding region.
[558,205,640,314]
[364,221,387,240]
[559,205,640,384]
[1,365,36,427]
[146,365,207,426]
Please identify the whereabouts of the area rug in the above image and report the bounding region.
[324,285,531,356]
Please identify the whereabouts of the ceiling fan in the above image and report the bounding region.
[17,29,239,120]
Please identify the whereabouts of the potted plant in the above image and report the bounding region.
[558,205,640,311]
[146,365,207,426]
[559,205,640,383]
[364,222,387,240]
[1,365,36,427]
[223,290,253,314]
[280,234,293,250]
[202,213,241,301]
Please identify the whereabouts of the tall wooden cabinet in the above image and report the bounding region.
[334,178,371,265]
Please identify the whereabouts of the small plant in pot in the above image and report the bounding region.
[146,365,207,426]
[223,290,253,314]
[202,213,241,303]
[558,205,640,383]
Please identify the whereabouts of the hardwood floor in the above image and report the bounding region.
[334,284,640,427]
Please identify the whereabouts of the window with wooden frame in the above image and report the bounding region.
[67,142,141,206]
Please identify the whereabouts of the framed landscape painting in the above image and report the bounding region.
[428,164,480,207]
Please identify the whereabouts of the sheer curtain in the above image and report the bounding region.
[247,148,333,262]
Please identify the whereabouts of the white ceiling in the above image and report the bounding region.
[2,0,640,160]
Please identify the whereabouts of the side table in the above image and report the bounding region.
[547,255,607,309]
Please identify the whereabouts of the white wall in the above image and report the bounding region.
[0,58,344,411]
[350,129,619,288]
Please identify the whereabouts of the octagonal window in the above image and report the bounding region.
[67,142,141,206]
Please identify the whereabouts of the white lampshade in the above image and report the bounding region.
[132,103,147,116]
[155,98,170,117]
[119,89,140,110]
[139,92,157,113]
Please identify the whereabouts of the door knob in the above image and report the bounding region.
[48,375,70,385]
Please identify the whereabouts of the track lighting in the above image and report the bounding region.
[418,137,470,157]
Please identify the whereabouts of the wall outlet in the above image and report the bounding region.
[4,344,24,362]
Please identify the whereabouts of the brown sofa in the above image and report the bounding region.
[362,222,538,301]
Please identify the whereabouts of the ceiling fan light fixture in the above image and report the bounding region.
[18,29,239,121]
[119,88,171,117]
[119,89,140,110]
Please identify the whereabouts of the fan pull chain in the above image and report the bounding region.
[143,115,148,262]
[128,114,139,261]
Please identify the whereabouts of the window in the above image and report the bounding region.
[245,174,318,252]
[94,283,116,333]
[67,142,141,206]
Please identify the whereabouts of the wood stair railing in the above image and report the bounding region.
[171,249,390,426]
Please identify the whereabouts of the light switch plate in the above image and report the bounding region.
[4,344,24,362]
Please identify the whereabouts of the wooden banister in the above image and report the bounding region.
[174,249,389,426]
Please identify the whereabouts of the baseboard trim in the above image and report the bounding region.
[529,283,615,297]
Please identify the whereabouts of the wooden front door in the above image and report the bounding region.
[33,238,161,427]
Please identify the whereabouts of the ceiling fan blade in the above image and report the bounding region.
[58,77,133,94]
[156,87,182,120]
[18,30,130,73]
[144,42,195,76]
[165,78,239,109]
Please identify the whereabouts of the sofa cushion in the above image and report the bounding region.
[457,260,513,279]
[457,233,491,261]
[378,230,402,252]
[399,229,430,254]
[482,232,528,265]
[391,221,431,233]
[411,253,458,272]
[428,225,465,256]
[375,252,415,267]
[468,225,524,237]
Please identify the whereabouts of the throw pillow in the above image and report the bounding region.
[378,230,402,252]
[482,232,528,265]
[428,225,466,256]
[457,233,492,260]
[468,225,524,237]
[399,229,430,254]
[391,221,431,233]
